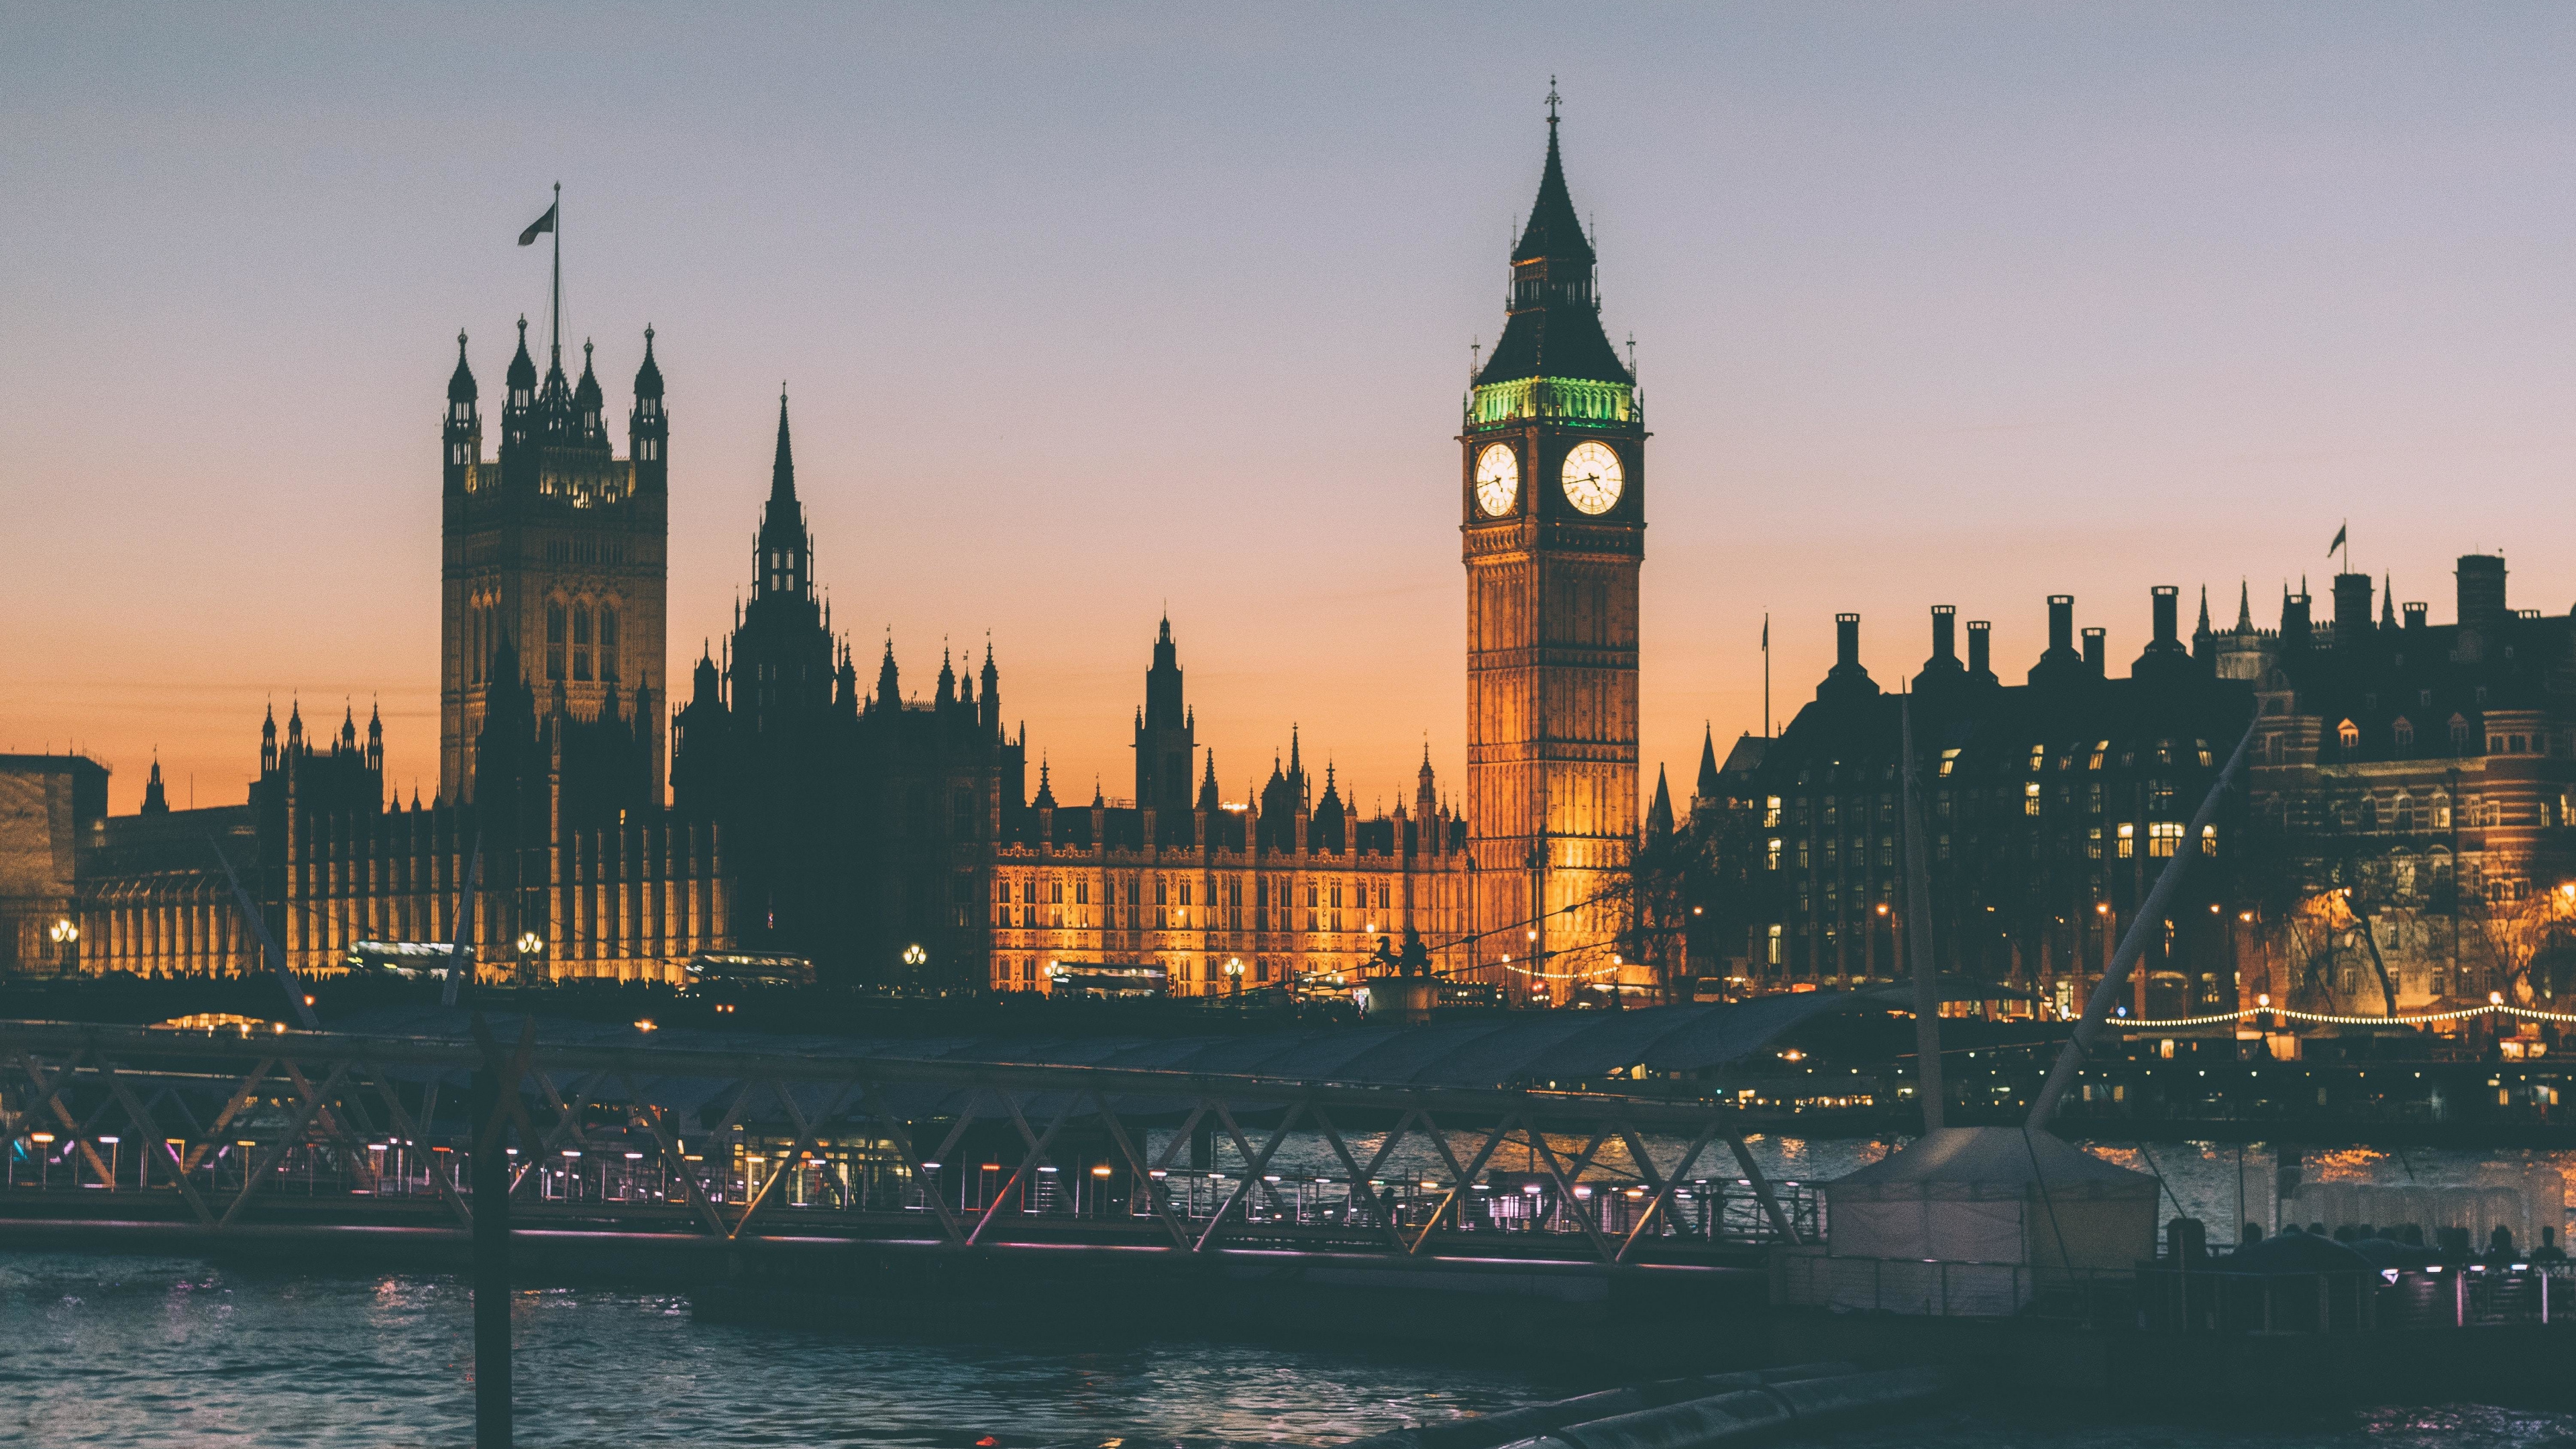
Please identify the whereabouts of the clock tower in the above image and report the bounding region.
[1461,96,1645,1004]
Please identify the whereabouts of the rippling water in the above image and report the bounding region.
[0,1252,1559,1448]
[9,1136,2576,1446]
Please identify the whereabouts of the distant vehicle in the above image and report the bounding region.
[1045,963,1167,1000]
[345,941,470,979]
[1436,981,1501,1009]
[684,952,817,991]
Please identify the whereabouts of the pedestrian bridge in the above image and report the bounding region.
[0,996,1886,1273]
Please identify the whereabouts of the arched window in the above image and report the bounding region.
[598,604,620,682]
[545,600,567,681]
[2393,717,2414,750]
[2337,719,2360,750]
[2395,794,2415,832]
[2451,714,2472,751]
[572,605,593,681]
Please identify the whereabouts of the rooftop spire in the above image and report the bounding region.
[506,315,535,392]
[1477,87,1629,388]
[770,386,796,502]
[448,329,477,403]
[633,325,662,398]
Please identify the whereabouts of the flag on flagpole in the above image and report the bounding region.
[518,200,558,246]
[2328,523,2347,557]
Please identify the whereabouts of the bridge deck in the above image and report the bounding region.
[0,1016,1823,1273]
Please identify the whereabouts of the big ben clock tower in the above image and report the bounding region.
[1462,92,1644,1005]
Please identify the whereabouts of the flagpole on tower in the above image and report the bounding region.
[1762,612,1772,739]
[549,181,561,364]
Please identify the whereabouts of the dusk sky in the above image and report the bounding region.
[7,4,2575,818]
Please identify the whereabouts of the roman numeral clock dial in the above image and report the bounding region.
[1560,440,1623,515]
[1474,443,1519,517]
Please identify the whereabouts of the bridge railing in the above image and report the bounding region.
[0,1018,1811,1263]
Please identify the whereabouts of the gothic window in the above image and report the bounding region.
[2396,795,2414,832]
[545,600,566,681]
[1051,879,1064,904]
[572,605,593,681]
[1877,835,1894,867]
[2117,822,2135,858]
[2088,784,2103,814]
[2337,719,2359,751]
[2451,714,2471,751]
[1767,924,1782,965]
[1823,800,1837,828]
[599,605,619,682]
[2149,779,2174,814]
[2024,783,2041,816]
[1763,796,1782,828]
[1765,839,1782,871]
[2393,717,2414,751]
[2088,826,2103,860]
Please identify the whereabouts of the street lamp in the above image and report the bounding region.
[902,943,928,990]
[48,917,78,973]
[515,931,544,985]
[1225,956,1244,999]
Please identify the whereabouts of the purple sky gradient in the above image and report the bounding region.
[5,4,2575,817]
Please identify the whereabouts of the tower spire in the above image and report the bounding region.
[770,386,796,502]
[1477,88,1627,389]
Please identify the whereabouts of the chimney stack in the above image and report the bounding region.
[1966,621,1992,680]
[2048,595,2074,655]
[2082,627,2105,676]
[2404,601,2428,632]
[2151,586,2179,645]
[1836,612,1861,669]
[1930,605,1957,663]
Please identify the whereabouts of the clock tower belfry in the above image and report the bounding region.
[1461,95,1645,1005]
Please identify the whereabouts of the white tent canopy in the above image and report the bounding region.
[1823,1126,2159,1271]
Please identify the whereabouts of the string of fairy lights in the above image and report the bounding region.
[2111,998,2576,1031]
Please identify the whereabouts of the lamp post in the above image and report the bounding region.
[1225,956,1244,1000]
[902,943,927,990]
[48,917,78,975]
[515,930,543,986]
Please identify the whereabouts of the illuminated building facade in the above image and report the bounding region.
[1462,103,1648,1004]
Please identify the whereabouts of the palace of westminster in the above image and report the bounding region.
[7,109,2576,1019]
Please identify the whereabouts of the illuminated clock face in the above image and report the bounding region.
[1560,441,1624,515]
[1472,443,1519,517]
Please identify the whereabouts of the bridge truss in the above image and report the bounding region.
[0,1018,1815,1267]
